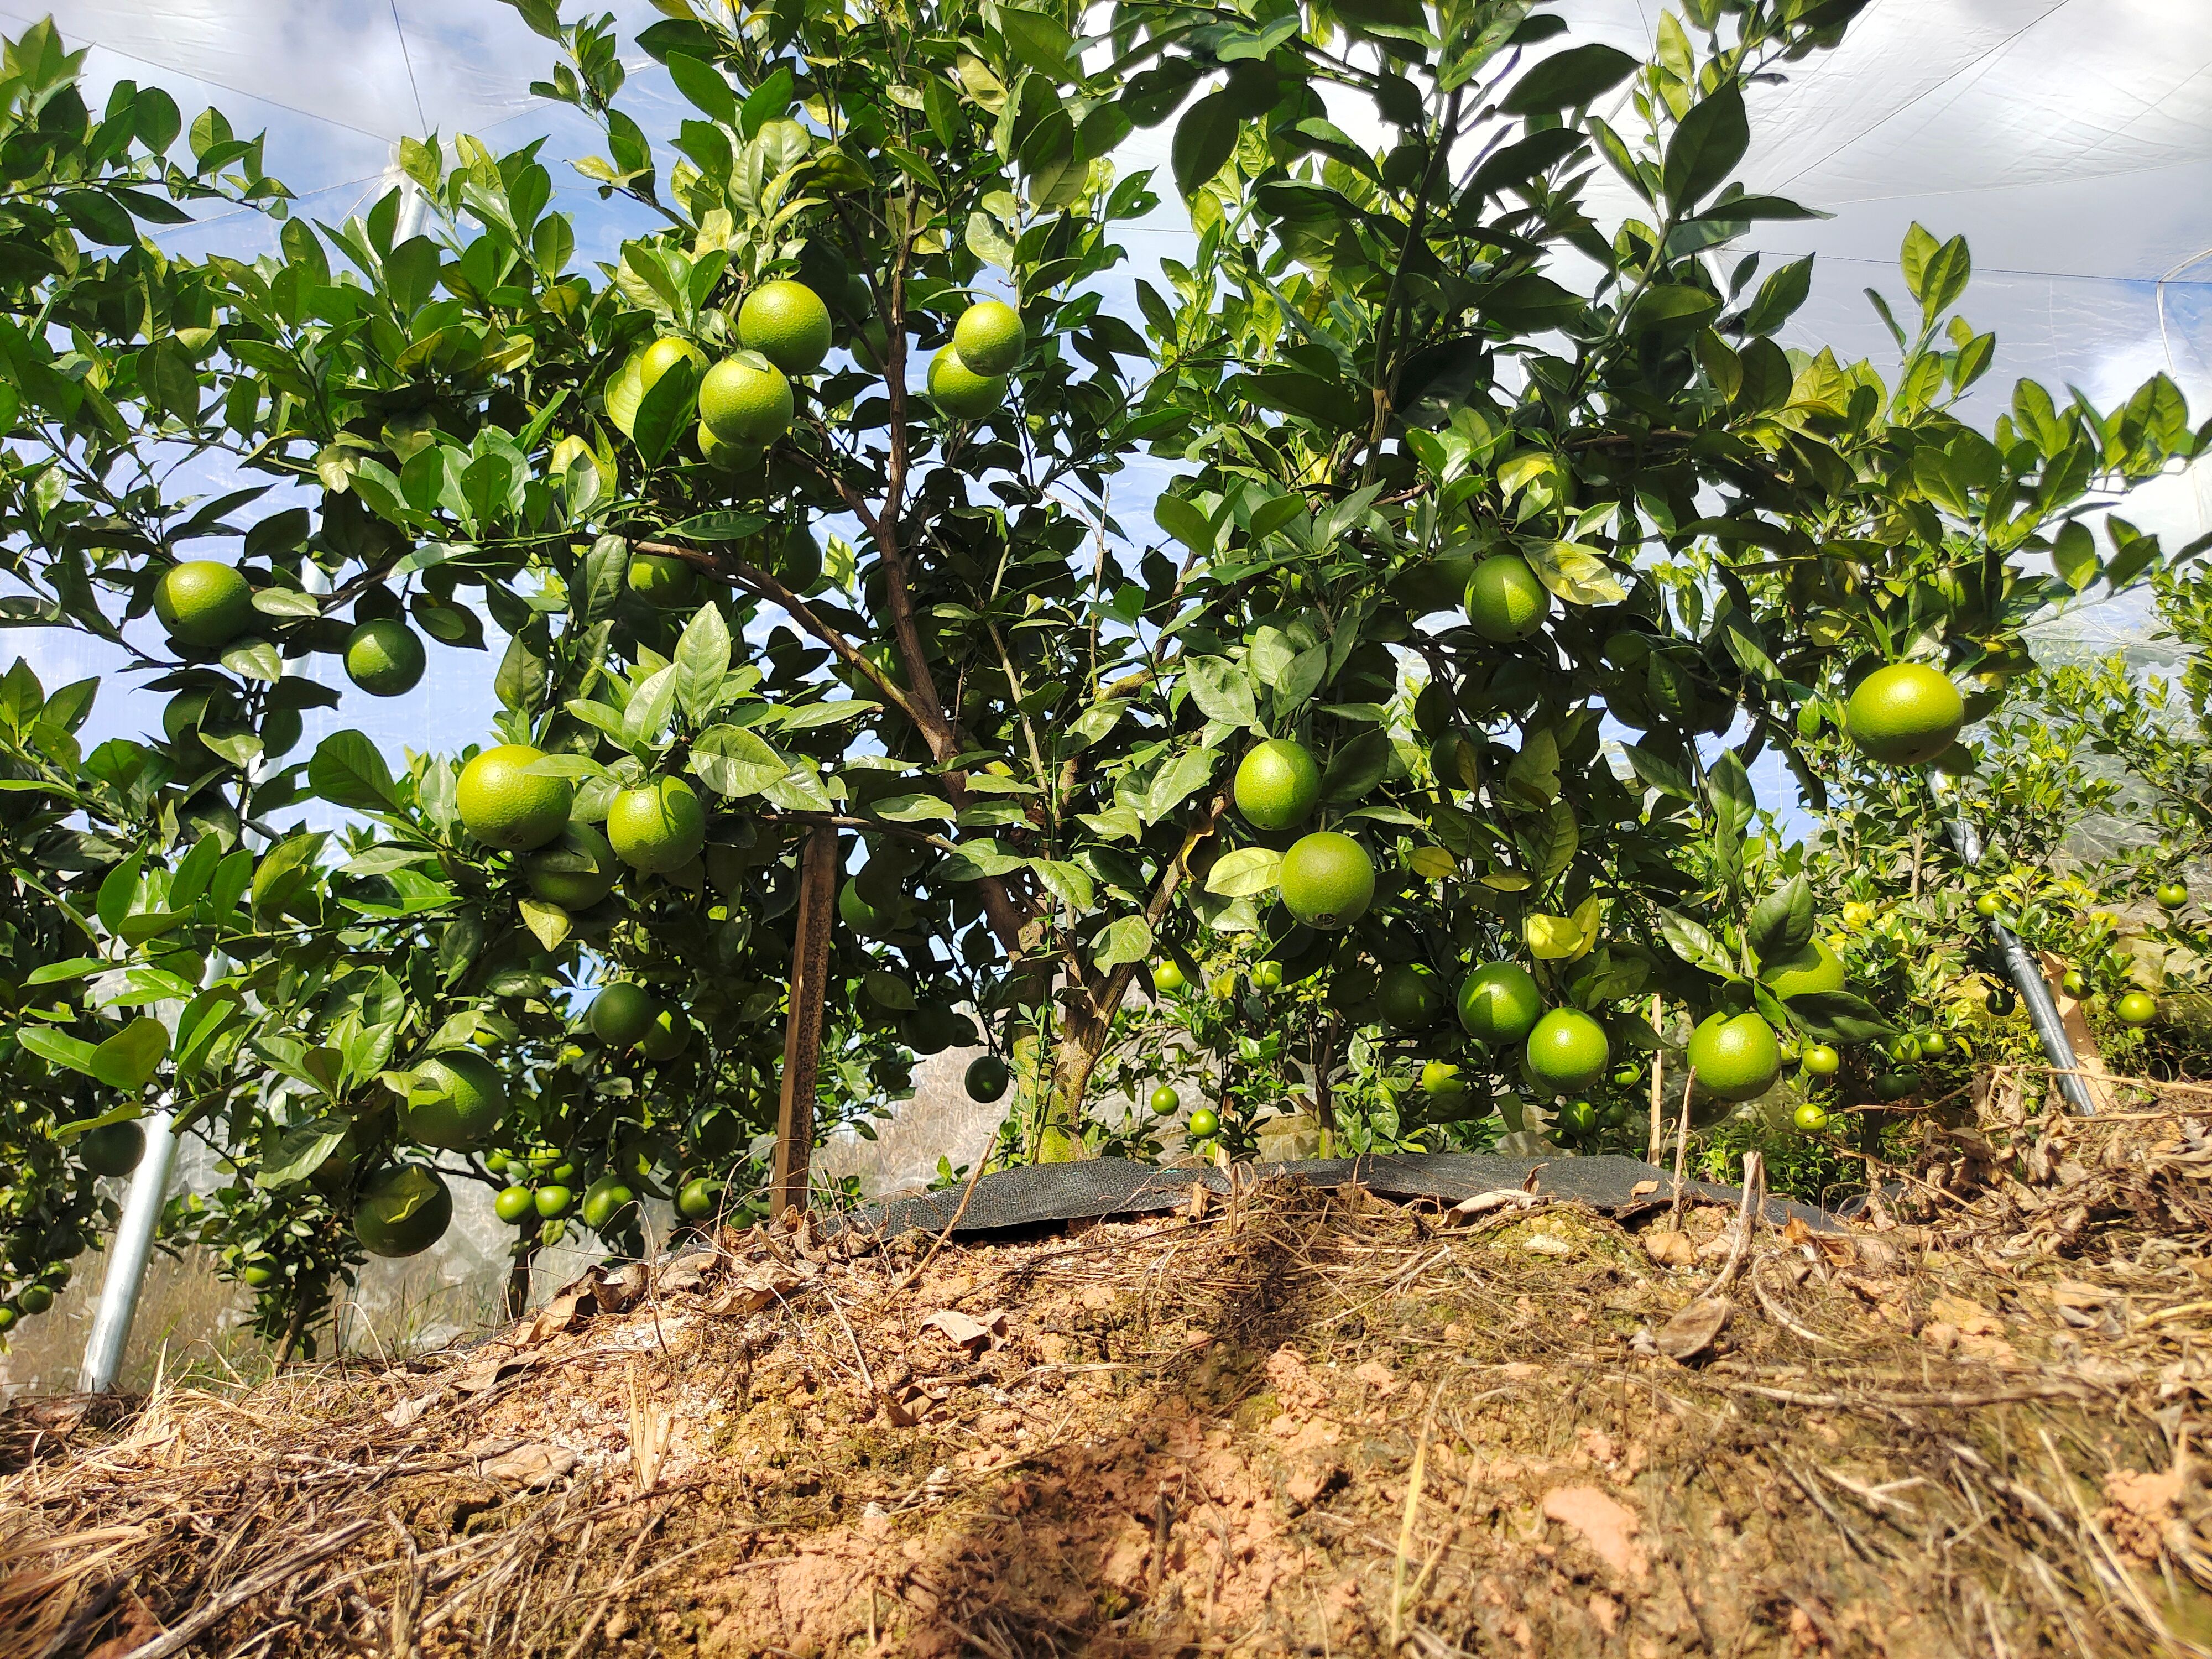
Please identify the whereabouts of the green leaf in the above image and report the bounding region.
[1321,729,1394,804]
[1031,859,1095,911]
[18,1025,100,1078]
[1171,91,1238,198]
[1786,990,1892,1046]
[220,639,284,682]
[1000,8,1078,82]
[252,832,325,918]
[1500,43,1638,114]
[309,730,401,812]
[1093,915,1154,969]
[90,1016,169,1092]
[1657,908,1733,975]
[673,603,732,719]
[864,970,916,1010]
[1206,846,1283,898]
[2051,519,2098,591]
[139,335,200,421]
[1182,656,1255,727]
[97,849,145,937]
[1746,875,1815,965]
[1662,84,1747,212]
[690,724,788,796]
[1139,745,1218,823]
[664,52,737,125]
[1151,493,1215,554]
[1740,255,1814,336]
[254,1122,347,1188]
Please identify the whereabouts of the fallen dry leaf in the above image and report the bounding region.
[921,1307,1009,1350]
[383,1390,445,1430]
[1448,1188,1544,1219]
[1642,1229,1697,1268]
[1927,1294,2002,1337]
[1629,1180,1660,1198]
[451,1350,533,1396]
[1653,1296,1731,1361]
[1522,1233,1574,1257]
[479,1442,577,1489]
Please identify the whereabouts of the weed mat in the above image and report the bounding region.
[3,1097,2210,1657]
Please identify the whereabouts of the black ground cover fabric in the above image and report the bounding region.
[842,1152,1841,1240]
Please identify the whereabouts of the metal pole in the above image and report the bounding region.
[79,1099,180,1392]
[1942,810,2098,1117]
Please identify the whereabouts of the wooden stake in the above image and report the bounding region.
[1645,993,1665,1165]
[773,825,838,1214]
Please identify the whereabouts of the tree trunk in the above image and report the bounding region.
[504,1222,541,1322]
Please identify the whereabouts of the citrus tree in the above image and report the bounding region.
[1,0,2206,1358]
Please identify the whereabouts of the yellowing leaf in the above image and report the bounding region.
[1526,912,1585,960]
[1407,846,1457,880]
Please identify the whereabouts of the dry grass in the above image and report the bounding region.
[2,1086,2210,1657]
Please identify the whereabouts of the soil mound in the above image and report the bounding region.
[3,1089,2210,1657]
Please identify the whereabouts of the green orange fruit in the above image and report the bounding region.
[1186,1107,1220,1139]
[1523,1008,1609,1095]
[17,1284,53,1316]
[1764,939,1845,999]
[344,619,426,697]
[606,776,707,874]
[494,1185,536,1224]
[2117,990,2158,1026]
[966,1056,1011,1103]
[2157,882,2189,910]
[591,982,659,1048]
[1150,1084,1180,1115]
[240,1261,277,1288]
[154,560,254,648]
[1793,1102,1830,1134]
[1377,962,1444,1029]
[640,1006,691,1062]
[1802,1043,1841,1076]
[1464,554,1550,643]
[1845,662,1964,766]
[1686,1011,1783,1102]
[926,344,1005,419]
[1278,832,1375,930]
[639,335,705,390]
[737,279,833,375]
[533,1183,573,1220]
[78,1121,145,1177]
[1251,959,1284,991]
[1456,961,1543,1044]
[404,1051,508,1150]
[953,299,1026,375]
[1153,960,1187,994]
[523,823,620,911]
[581,1177,638,1233]
[699,354,795,447]
[458,745,572,851]
[1420,1060,1465,1098]
[677,1177,721,1220]
[354,1165,453,1258]
[1986,985,2017,1016]
[627,552,697,608]
[1233,739,1322,831]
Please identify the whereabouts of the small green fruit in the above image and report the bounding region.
[1186,1107,1220,1140]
